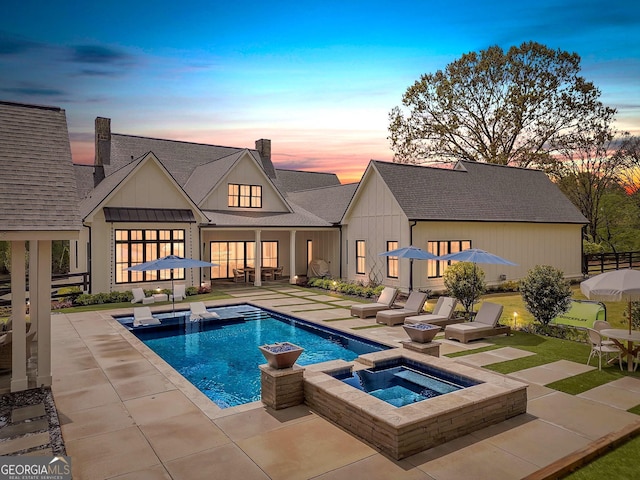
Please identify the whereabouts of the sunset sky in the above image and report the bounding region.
[2,1,639,183]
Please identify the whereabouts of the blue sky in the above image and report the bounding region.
[2,0,639,182]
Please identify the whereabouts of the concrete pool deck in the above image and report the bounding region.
[3,285,640,479]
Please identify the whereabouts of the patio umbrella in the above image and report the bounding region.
[126,255,218,315]
[378,246,438,291]
[436,248,517,312]
[436,248,518,266]
[580,269,640,334]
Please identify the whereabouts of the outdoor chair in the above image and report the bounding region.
[189,302,219,320]
[273,266,284,279]
[375,291,428,326]
[170,284,186,302]
[131,287,155,304]
[133,307,161,327]
[233,268,245,283]
[586,327,622,371]
[0,330,37,370]
[444,302,510,343]
[350,287,399,319]
[404,296,462,328]
[593,320,616,346]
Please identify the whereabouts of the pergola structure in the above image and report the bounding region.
[0,101,81,391]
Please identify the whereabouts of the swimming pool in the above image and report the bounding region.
[123,304,389,408]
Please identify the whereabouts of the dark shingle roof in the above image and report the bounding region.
[0,101,82,231]
[372,160,587,224]
[287,183,358,224]
[275,169,341,193]
[73,164,95,200]
[106,134,268,186]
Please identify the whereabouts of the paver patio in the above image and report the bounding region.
[2,285,639,479]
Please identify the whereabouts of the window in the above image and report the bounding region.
[210,241,278,278]
[228,183,262,208]
[386,241,398,278]
[115,229,185,283]
[356,240,366,275]
[427,240,471,278]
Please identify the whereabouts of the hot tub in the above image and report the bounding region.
[303,349,527,459]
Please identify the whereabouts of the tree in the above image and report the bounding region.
[520,265,572,326]
[389,41,616,168]
[443,262,486,317]
[615,135,640,198]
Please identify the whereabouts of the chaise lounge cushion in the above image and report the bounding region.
[376,291,428,326]
[350,287,399,318]
[405,297,459,327]
[133,307,162,327]
[444,302,509,343]
[190,302,220,320]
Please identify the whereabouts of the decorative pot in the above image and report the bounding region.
[259,342,304,369]
[403,323,440,343]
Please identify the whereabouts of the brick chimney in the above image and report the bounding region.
[94,117,111,186]
[255,139,276,179]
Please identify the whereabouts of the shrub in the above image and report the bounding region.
[58,286,83,302]
[186,286,198,296]
[443,262,486,316]
[626,302,640,330]
[520,265,572,326]
[307,277,384,299]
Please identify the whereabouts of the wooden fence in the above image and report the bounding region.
[0,271,89,307]
[583,251,640,275]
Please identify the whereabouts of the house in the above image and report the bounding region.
[74,118,351,293]
[0,101,82,391]
[341,160,587,291]
[70,116,587,294]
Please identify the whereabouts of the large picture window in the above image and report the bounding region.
[386,241,398,278]
[356,240,366,275]
[228,183,262,208]
[427,240,471,278]
[210,241,278,278]
[115,229,185,283]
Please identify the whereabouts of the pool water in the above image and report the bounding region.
[129,305,388,408]
[334,363,474,407]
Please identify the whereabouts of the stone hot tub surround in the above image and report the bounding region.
[303,349,527,460]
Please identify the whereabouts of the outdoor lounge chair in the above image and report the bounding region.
[586,328,622,371]
[444,302,509,343]
[131,287,155,304]
[189,302,220,320]
[170,284,186,302]
[133,307,161,327]
[350,287,399,318]
[0,330,37,370]
[375,291,428,326]
[404,296,462,328]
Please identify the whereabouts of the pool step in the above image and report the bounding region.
[393,369,460,394]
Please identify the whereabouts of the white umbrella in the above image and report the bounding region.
[580,269,640,334]
[127,255,218,315]
[378,246,438,291]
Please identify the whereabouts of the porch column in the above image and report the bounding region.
[36,240,52,386]
[28,241,39,337]
[254,229,262,287]
[10,241,28,392]
[289,230,296,284]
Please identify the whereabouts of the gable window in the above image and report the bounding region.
[356,240,366,275]
[427,240,471,278]
[228,183,262,208]
[115,229,185,283]
[386,241,398,278]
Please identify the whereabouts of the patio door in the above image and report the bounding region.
[210,241,248,279]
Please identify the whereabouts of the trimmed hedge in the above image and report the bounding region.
[307,278,384,298]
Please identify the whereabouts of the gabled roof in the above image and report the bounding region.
[106,134,268,186]
[183,151,245,205]
[275,169,341,193]
[73,163,95,200]
[369,160,587,224]
[80,152,206,223]
[287,183,358,224]
[0,101,81,231]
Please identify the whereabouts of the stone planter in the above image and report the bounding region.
[403,323,440,343]
[259,342,304,369]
